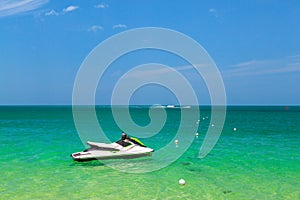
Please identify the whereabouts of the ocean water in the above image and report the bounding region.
[0,106,299,200]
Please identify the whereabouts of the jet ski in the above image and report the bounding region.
[71,134,154,162]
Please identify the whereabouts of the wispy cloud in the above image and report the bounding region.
[208,8,218,17]
[88,25,103,32]
[45,5,79,16]
[125,67,175,78]
[122,64,206,79]
[45,9,58,16]
[287,54,300,60]
[209,8,217,13]
[63,5,78,13]
[0,0,48,17]
[113,24,127,29]
[95,3,108,9]
[223,55,300,77]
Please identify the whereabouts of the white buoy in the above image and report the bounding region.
[211,123,215,127]
[179,179,186,185]
[175,139,178,144]
[233,127,237,131]
[195,132,199,137]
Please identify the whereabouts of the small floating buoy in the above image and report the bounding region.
[179,179,186,185]
[223,190,232,194]
[175,139,178,144]
[233,127,237,131]
[211,123,215,127]
[195,132,199,137]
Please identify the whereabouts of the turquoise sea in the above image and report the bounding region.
[0,106,299,199]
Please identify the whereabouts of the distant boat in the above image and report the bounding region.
[152,105,191,109]
[152,104,166,108]
[166,105,175,108]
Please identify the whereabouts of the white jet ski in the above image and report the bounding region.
[71,135,154,162]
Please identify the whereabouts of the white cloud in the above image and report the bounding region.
[63,5,78,13]
[45,5,78,16]
[95,3,108,9]
[88,25,103,32]
[113,24,127,29]
[45,9,58,16]
[0,0,48,17]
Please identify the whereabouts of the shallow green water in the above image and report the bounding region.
[0,106,299,199]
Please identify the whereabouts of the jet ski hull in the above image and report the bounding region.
[71,151,153,162]
[71,141,154,162]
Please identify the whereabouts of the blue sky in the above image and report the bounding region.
[0,0,300,105]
